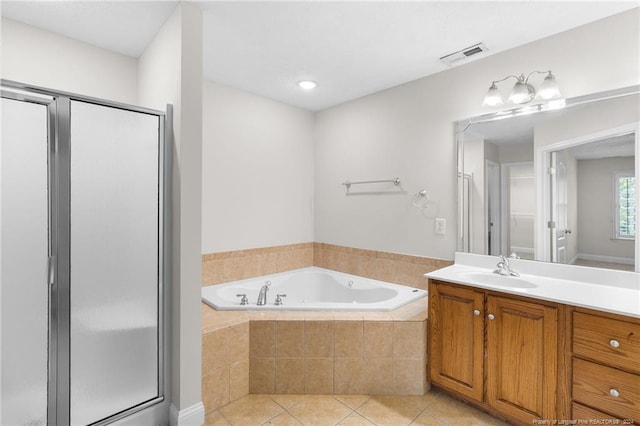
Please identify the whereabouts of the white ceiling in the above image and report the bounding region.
[1,1,638,111]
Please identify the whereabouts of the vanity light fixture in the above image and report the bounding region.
[482,70,560,107]
[297,80,318,90]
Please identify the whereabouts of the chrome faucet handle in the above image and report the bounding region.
[274,294,287,305]
[236,294,249,305]
[265,280,271,286]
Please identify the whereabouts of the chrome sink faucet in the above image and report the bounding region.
[257,281,271,306]
[494,255,520,277]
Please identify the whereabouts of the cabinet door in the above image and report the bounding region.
[486,296,558,423]
[429,281,484,401]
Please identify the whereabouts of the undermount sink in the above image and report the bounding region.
[456,271,537,289]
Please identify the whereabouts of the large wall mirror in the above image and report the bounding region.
[457,86,639,272]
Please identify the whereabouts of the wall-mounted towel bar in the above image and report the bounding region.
[341,178,401,189]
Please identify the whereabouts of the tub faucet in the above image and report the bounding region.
[257,281,271,306]
[494,255,520,277]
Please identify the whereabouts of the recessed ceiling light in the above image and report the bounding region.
[297,80,318,90]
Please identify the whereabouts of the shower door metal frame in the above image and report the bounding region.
[1,79,170,426]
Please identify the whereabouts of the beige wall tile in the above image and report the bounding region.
[364,357,393,395]
[305,321,334,358]
[275,358,305,394]
[392,358,426,395]
[202,259,224,285]
[334,358,365,394]
[372,257,396,283]
[228,322,249,364]
[364,322,393,358]
[202,328,230,376]
[276,321,305,358]
[203,243,449,289]
[249,358,275,394]
[335,321,364,358]
[393,321,426,359]
[304,358,334,394]
[229,360,249,402]
[202,243,315,285]
[250,321,275,358]
[202,367,230,413]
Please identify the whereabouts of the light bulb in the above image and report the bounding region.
[297,80,317,90]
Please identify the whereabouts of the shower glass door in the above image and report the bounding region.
[1,82,167,426]
[69,100,161,425]
[1,97,51,426]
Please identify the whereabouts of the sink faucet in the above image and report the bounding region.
[257,281,271,306]
[494,255,520,277]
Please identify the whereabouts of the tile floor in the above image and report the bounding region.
[205,388,509,426]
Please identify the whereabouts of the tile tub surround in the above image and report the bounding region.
[201,299,428,415]
[313,243,452,290]
[202,243,314,286]
[202,242,452,290]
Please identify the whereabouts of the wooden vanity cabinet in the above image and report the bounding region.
[569,308,640,422]
[429,280,559,425]
[428,281,484,401]
[485,295,558,423]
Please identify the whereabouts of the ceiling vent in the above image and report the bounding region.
[440,43,488,66]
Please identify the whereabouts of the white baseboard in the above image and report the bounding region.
[577,253,635,265]
[170,402,205,426]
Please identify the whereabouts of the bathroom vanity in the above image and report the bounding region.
[425,253,640,426]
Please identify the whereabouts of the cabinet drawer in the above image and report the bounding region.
[573,358,640,420]
[572,402,621,423]
[573,312,640,373]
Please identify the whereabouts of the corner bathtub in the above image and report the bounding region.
[202,267,427,311]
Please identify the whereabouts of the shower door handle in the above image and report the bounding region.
[48,256,55,286]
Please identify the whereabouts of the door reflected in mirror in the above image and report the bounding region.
[457,87,639,272]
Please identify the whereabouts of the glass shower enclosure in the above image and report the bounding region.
[1,81,170,425]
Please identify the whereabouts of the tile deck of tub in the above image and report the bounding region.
[201,297,429,416]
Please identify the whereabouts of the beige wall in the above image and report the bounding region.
[578,156,635,262]
[138,2,203,418]
[1,18,138,105]
[314,9,639,261]
[201,81,315,253]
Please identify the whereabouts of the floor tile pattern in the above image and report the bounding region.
[206,389,509,426]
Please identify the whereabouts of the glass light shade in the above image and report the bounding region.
[536,73,561,100]
[508,80,535,104]
[482,83,504,107]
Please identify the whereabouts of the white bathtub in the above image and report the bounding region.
[201,267,427,311]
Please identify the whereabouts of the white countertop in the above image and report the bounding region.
[425,253,640,319]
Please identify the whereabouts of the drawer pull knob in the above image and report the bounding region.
[609,388,620,398]
[473,309,481,316]
[487,314,495,320]
[609,339,620,348]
